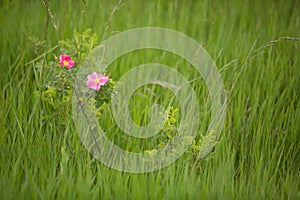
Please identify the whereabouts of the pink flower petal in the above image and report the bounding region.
[86,80,95,87]
[59,60,64,66]
[60,54,68,61]
[99,76,109,85]
[86,80,98,90]
[59,54,75,69]
[86,72,109,90]
[86,80,101,91]
[87,72,98,80]
[66,65,72,70]
[69,60,75,67]
[95,84,101,91]
[65,56,72,61]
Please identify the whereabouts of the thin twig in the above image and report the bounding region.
[219,36,300,76]
[38,0,50,121]
[25,45,58,66]
[101,0,124,41]
[81,0,87,23]
[253,36,300,54]
[72,78,102,155]
[40,0,50,82]
[41,0,58,30]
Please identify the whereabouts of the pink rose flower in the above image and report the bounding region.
[86,72,109,91]
[59,54,75,69]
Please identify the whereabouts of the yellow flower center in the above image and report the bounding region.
[63,60,69,66]
[94,78,100,84]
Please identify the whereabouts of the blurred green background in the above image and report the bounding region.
[0,0,299,199]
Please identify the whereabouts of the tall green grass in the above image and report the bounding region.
[0,0,299,199]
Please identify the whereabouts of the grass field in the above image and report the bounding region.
[0,0,299,199]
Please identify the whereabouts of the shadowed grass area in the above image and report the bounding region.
[0,0,299,199]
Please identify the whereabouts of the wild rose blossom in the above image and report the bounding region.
[59,54,75,69]
[86,72,109,91]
